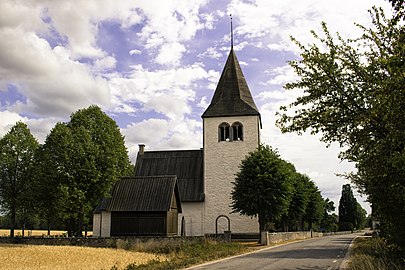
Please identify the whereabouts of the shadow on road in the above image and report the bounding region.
[248,247,345,259]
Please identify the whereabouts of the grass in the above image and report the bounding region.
[0,243,165,270]
[0,229,92,237]
[348,237,405,270]
[0,234,263,269]
[114,238,257,270]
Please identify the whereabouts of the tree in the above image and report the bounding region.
[338,184,367,231]
[320,198,338,232]
[354,201,367,230]
[282,173,311,231]
[36,105,131,236]
[303,181,324,231]
[231,145,293,232]
[0,122,38,238]
[276,6,405,249]
[338,184,357,231]
[32,123,74,235]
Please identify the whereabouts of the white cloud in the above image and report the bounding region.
[0,110,61,144]
[135,0,209,64]
[0,110,25,137]
[0,29,110,117]
[129,49,142,55]
[228,0,391,53]
[109,63,215,120]
[239,61,248,66]
[155,42,186,66]
[93,56,117,72]
[122,117,202,162]
[198,47,223,59]
[260,65,299,86]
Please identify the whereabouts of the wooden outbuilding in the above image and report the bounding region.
[93,175,182,237]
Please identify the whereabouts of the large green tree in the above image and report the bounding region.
[231,145,293,232]
[338,184,357,231]
[282,173,311,231]
[303,181,324,231]
[320,198,338,232]
[35,105,131,236]
[276,6,405,249]
[0,122,38,238]
[338,184,367,231]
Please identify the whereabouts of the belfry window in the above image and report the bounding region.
[232,122,243,141]
[218,123,230,141]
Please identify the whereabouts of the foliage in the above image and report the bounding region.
[348,237,404,270]
[280,173,327,231]
[276,6,405,249]
[338,184,357,231]
[338,185,367,231]
[281,173,311,231]
[231,145,294,231]
[320,198,338,232]
[35,105,131,236]
[389,0,405,12]
[303,181,324,231]
[0,122,38,237]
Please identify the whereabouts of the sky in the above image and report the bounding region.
[0,0,394,214]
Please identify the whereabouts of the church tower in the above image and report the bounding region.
[202,47,261,234]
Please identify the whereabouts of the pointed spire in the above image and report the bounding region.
[202,49,260,119]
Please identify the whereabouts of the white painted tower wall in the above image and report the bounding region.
[203,115,260,234]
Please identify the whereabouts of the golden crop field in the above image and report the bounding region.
[0,229,92,237]
[0,244,166,270]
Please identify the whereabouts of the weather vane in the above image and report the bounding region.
[230,14,233,49]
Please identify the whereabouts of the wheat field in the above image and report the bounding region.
[0,244,165,270]
[0,229,92,237]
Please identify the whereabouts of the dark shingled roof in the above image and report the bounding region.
[93,197,110,214]
[135,149,204,202]
[202,48,260,119]
[104,176,182,213]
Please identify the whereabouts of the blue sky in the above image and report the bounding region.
[0,0,393,213]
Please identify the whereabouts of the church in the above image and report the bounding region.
[93,45,262,237]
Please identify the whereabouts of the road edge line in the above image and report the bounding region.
[340,235,359,269]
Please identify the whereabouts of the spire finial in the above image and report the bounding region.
[230,14,233,49]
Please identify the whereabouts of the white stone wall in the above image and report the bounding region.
[100,211,111,237]
[203,115,260,234]
[178,202,204,236]
[92,213,101,237]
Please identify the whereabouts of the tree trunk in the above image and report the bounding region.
[47,219,51,236]
[10,205,16,238]
[75,212,84,237]
[67,219,74,237]
[22,222,25,238]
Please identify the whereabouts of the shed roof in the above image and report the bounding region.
[135,149,204,202]
[202,48,260,119]
[104,176,182,213]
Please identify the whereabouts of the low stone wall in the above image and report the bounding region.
[0,236,117,247]
[260,231,352,245]
[0,236,205,248]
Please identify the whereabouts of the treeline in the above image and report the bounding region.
[232,145,367,233]
[0,105,132,237]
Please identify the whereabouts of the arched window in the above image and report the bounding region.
[218,123,230,142]
[232,122,243,141]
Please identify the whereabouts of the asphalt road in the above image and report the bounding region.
[186,233,359,270]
